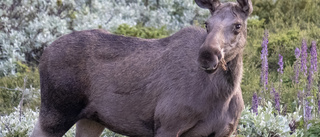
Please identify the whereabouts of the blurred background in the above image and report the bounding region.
[0,0,319,136]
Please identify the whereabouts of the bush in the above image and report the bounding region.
[0,0,208,76]
[237,102,304,137]
[114,24,169,39]
[305,120,320,137]
[0,107,38,137]
[0,107,126,137]
[0,0,73,76]
[0,63,40,114]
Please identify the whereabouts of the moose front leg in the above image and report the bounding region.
[154,120,197,137]
[153,99,202,137]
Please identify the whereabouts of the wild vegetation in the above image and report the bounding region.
[0,0,319,136]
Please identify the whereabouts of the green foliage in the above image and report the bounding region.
[305,120,320,137]
[241,0,320,109]
[5,129,28,137]
[114,24,169,39]
[247,17,265,29]
[0,63,40,114]
[237,102,304,137]
[252,0,320,28]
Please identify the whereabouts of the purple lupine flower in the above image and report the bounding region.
[304,99,312,123]
[318,98,320,115]
[295,47,301,59]
[301,39,308,76]
[310,41,317,73]
[294,48,301,84]
[260,32,269,90]
[318,85,320,114]
[271,87,276,96]
[277,54,283,74]
[274,91,281,114]
[307,60,313,94]
[252,93,259,115]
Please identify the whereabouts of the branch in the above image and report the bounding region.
[0,86,22,91]
[19,76,28,121]
[105,15,114,26]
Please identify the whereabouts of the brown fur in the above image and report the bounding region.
[31,0,252,137]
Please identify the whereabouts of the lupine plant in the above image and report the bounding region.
[318,86,320,115]
[274,91,281,114]
[252,92,259,115]
[310,41,318,73]
[247,35,319,136]
[300,39,308,76]
[277,54,284,75]
[294,47,301,84]
[260,31,269,91]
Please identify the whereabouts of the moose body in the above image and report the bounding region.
[31,0,252,137]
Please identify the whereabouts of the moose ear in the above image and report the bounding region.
[236,0,253,15]
[195,0,221,14]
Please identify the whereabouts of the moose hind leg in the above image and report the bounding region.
[76,119,105,137]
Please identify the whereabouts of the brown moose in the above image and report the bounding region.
[31,0,252,136]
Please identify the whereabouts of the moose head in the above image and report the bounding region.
[196,0,252,73]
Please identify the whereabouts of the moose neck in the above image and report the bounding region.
[206,51,243,99]
[224,51,243,87]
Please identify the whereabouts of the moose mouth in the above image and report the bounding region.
[200,59,227,74]
[200,65,219,74]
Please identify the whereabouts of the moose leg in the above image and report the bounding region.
[155,124,199,137]
[75,119,105,137]
[30,120,52,137]
[154,127,182,137]
[153,104,199,137]
[30,112,76,137]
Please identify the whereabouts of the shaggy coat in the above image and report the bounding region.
[31,0,252,137]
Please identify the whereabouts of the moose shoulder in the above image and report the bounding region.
[31,0,252,137]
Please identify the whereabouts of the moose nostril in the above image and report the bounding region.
[198,47,222,72]
[200,51,212,60]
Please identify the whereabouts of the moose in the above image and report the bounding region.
[31,0,252,136]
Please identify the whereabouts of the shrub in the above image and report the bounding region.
[305,120,320,137]
[114,24,169,39]
[237,102,304,137]
[0,63,40,114]
[0,107,126,137]
[0,0,208,76]
[0,0,73,76]
[0,107,38,137]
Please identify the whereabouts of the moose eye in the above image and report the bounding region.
[235,24,241,30]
